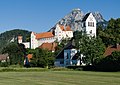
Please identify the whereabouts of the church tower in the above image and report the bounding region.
[82,13,96,37]
[18,36,23,44]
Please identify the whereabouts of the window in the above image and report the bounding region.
[60,61,64,64]
[83,22,86,27]
[88,22,94,27]
[90,30,92,34]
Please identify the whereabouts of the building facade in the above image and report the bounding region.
[31,24,73,49]
[82,13,96,37]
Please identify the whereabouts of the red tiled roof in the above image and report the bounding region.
[39,42,57,52]
[104,45,120,56]
[59,25,65,31]
[59,25,72,31]
[0,54,8,61]
[66,26,72,31]
[35,32,54,39]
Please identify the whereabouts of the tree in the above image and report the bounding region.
[95,51,120,71]
[75,33,105,65]
[98,18,120,46]
[30,48,55,68]
[2,42,25,66]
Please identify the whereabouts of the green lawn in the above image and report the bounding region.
[0,71,120,85]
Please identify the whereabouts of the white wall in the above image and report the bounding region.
[64,49,78,66]
[85,13,96,37]
[55,24,73,42]
[55,24,64,41]
[37,37,56,46]
[22,42,30,48]
[31,32,38,49]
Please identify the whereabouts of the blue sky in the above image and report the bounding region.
[0,0,119,33]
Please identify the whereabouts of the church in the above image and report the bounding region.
[54,12,97,67]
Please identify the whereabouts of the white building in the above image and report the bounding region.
[55,24,73,42]
[82,12,96,37]
[18,36,30,48]
[55,12,97,67]
[31,32,55,49]
[31,24,73,49]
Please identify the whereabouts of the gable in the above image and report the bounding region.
[82,13,91,22]
[86,13,96,23]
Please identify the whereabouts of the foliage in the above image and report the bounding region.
[0,29,31,53]
[30,48,55,68]
[95,51,120,71]
[1,42,26,66]
[98,18,120,46]
[0,67,48,72]
[74,31,105,65]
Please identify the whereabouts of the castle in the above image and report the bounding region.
[18,12,96,53]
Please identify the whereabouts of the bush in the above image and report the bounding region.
[94,55,120,72]
[0,67,49,72]
[67,66,95,71]
[0,62,9,67]
[51,67,73,71]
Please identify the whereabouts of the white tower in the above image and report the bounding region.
[31,32,38,49]
[82,13,96,37]
[18,36,22,44]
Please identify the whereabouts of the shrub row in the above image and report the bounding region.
[0,67,73,72]
[0,67,49,72]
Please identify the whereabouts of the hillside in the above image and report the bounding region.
[0,29,31,53]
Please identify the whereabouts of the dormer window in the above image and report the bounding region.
[88,22,94,27]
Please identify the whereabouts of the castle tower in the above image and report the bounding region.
[82,12,96,37]
[18,36,23,44]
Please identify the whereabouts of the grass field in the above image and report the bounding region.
[0,71,120,85]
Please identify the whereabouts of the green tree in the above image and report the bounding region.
[30,48,54,68]
[98,18,120,46]
[95,51,120,71]
[77,35,105,65]
[2,42,25,66]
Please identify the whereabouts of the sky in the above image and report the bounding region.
[0,0,119,33]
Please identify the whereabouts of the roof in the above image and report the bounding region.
[104,45,120,56]
[56,40,75,59]
[82,12,91,22]
[72,53,79,60]
[0,54,8,61]
[18,36,22,40]
[59,25,65,31]
[35,32,54,39]
[39,42,57,52]
[66,26,72,31]
[27,54,33,61]
[59,24,72,31]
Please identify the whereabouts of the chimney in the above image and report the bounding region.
[18,36,22,43]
